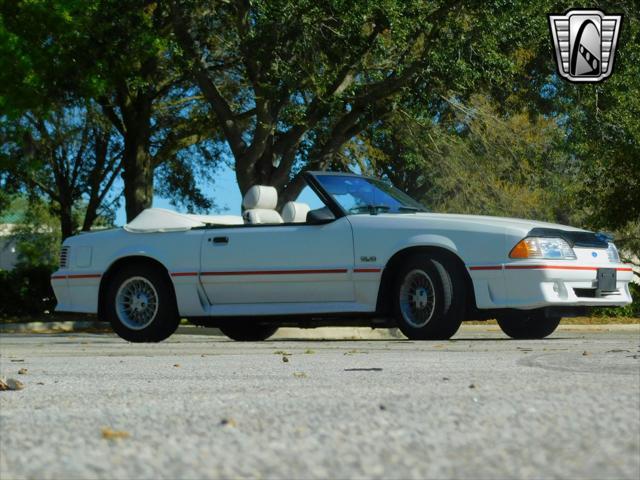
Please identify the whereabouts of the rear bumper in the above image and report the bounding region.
[470,262,634,310]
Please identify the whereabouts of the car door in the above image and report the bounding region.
[199,216,355,305]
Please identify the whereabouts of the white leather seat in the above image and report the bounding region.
[242,185,283,224]
[281,201,310,223]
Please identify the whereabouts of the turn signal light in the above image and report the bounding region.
[510,239,531,258]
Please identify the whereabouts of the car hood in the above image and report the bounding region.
[409,212,587,233]
[361,212,591,242]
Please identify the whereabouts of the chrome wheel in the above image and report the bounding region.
[399,269,436,328]
[115,276,159,330]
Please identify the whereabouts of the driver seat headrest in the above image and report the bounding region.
[281,201,310,223]
[242,185,278,210]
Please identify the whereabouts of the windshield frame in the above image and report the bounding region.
[303,171,427,218]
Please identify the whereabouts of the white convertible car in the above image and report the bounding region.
[51,172,634,342]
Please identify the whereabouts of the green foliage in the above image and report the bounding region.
[172,0,569,198]
[0,1,222,220]
[593,283,640,318]
[5,196,60,268]
[0,265,56,317]
[355,95,575,222]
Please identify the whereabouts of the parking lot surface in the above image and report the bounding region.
[1,326,639,480]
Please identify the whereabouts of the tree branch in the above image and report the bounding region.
[171,3,247,159]
[98,97,126,135]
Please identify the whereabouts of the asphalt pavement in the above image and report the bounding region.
[1,326,639,480]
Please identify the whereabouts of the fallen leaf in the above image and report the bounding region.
[582,351,590,356]
[469,384,476,389]
[220,418,236,428]
[18,368,28,375]
[304,349,315,354]
[293,372,307,378]
[101,428,130,440]
[379,404,387,411]
[173,364,180,367]
[282,356,289,363]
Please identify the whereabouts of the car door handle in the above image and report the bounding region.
[211,236,229,244]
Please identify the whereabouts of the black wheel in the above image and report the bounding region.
[219,324,279,341]
[104,263,180,342]
[392,253,466,340]
[496,312,561,339]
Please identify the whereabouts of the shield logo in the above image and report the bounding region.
[548,9,622,83]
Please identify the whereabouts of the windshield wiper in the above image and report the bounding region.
[349,204,391,215]
[398,206,426,212]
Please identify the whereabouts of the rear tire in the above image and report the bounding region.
[496,312,561,339]
[220,324,279,341]
[105,263,180,342]
[392,253,466,340]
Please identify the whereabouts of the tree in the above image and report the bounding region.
[353,94,573,222]
[171,0,558,206]
[0,103,122,239]
[0,1,220,220]
[2,196,61,268]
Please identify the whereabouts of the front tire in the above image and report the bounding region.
[392,253,466,340]
[496,312,561,339]
[220,324,279,341]
[105,263,180,342]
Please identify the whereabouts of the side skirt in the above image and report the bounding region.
[187,312,394,329]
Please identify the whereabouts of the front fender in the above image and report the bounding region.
[389,234,459,261]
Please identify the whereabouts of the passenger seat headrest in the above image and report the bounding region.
[281,201,310,223]
[243,185,278,210]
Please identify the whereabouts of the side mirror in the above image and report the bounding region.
[306,207,335,225]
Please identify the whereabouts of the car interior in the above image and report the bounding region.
[123,184,322,233]
[242,185,311,225]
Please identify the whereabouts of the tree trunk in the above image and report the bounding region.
[121,99,154,222]
[59,203,74,241]
[122,146,153,221]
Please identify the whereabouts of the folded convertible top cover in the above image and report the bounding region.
[124,208,243,233]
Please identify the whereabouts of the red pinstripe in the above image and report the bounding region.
[470,265,633,272]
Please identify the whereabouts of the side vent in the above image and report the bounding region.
[59,246,70,268]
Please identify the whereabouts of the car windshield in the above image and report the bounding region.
[314,174,427,215]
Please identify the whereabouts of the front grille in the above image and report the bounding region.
[59,246,70,268]
[574,288,596,298]
[574,287,620,298]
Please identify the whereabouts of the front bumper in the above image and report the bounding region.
[502,262,634,309]
[469,261,634,310]
[51,270,102,314]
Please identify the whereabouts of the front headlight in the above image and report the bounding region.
[607,242,620,263]
[510,237,577,260]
